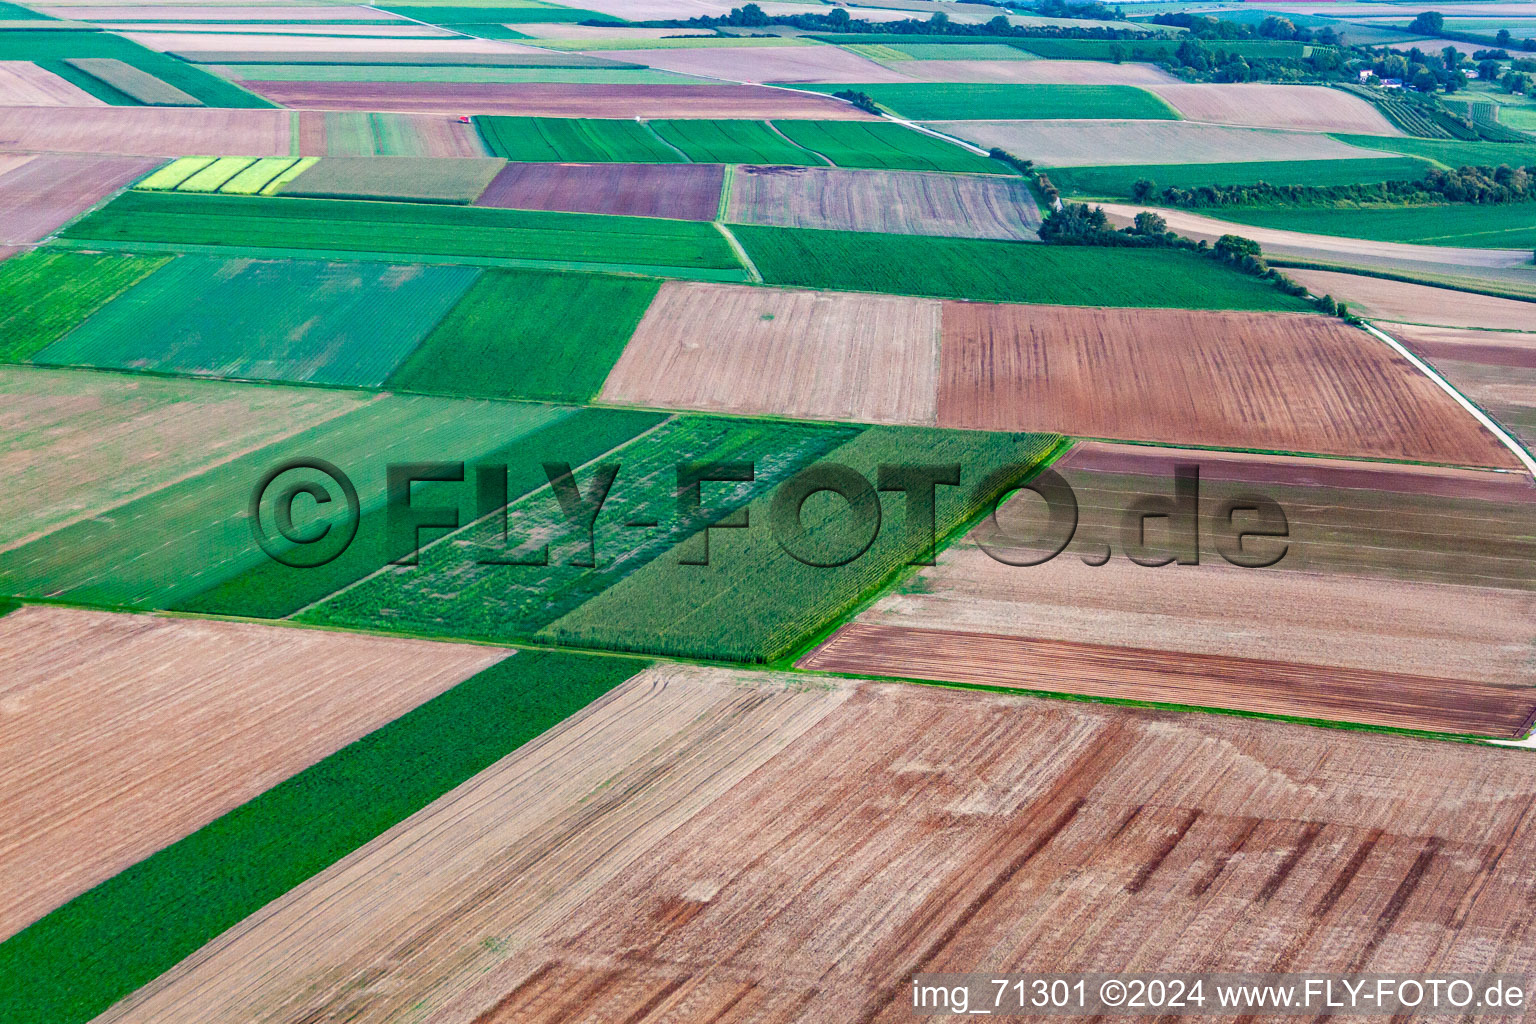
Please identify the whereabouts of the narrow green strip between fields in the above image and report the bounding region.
[0,647,649,1024]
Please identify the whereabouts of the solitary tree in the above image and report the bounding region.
[1409,11,1444,34]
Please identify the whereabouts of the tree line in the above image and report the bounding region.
[1129,164,1536,209]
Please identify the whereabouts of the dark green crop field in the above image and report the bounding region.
[0,30,273,106]
[1215,202,1536,248]
[650,119,823,165]
[62,192,745,275]
[0,250,171,362]
[733,226,1313,310]
[0,648,646,1024]
[476,115,683,162]
[794,83,1180,121]
[772,120,1002,173]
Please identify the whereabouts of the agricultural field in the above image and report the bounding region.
[935,119,1377,166]
[297,110,488,157]
[62,191,746,277]
[649,118,824,165]
[66,57,201,105]
[387,268,659,402]
[889,57,1180,83]
[606,42,912,83]
[35,255,479,387]
[209,64,708,84]
[0,28,272,107]
[0,60,101,104]
[797,82,1181,120]
[474,161,723,219]
[937,302,1517,465]
[728,164,1041,239]
[734,225,1313,309]
[0,106,290,157]
[1217,202,1536,250]
[772,119,1004,173]
[1286,267,1536,329]
[0,154,160,245]
[0,250,169,362]
[600,281,942,425]
[1390,323,1536,450]
[277,156,504,202]
[79,670,1536,1024]
[474,114,683,162]
[1146,83,1401,134]
[1334,132,1536,168]
[1046,155,1436,197]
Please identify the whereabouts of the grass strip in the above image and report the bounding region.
[0,646,648,1024]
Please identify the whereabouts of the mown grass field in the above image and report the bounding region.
[733,226,1314,310]
[541,427,1064,663]
[773,120,1002,173]
[178,407,663,620]
[1216,202,1536,249]
[796,83,1180,121]
[0,648,645,1024]
[35,256,478,387]
[62,192,745,275]
[476,115,683,162]
[0,250,170,362]
[0,29,272,107]
[650,119,823,165]
[386,268,659,402]
[1047,156,1436,197]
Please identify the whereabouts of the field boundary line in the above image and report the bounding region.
[879,112,989,156]
[716,163,733,221]
[713,221,761,283]
[1361,320,1536,479]
[765,119,831,165]
[639,118,691,162]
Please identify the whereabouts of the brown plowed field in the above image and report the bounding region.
[802,622,1536,736]
[1147,83,1401,134]
[1393,323,1536,370]
[242,81,876,118]
[896,59,1181,84]
[1287,267,1536,330]
[476,162,723,220]
[0,154,158,245]
[0,106,291,157]
[603,44,915,84]
[600,280,941,425]
[95,673,1536,1024]
[936,302,1519,467]
[1391,323,1536,450]
[0,61,103,106]
[0,606,507,941]
[727,165,1041,240]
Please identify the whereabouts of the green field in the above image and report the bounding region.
[301,416,861,644]
[62,192,745,276]
[0,30,272,107]
[388,268,657,403]
[279,157,505,203]
[542,427,1064,663]
[734,225,1312,310]
[650,119,823,165]
[177,406,662,619]
[475,115,683,162]
[794,83,1179,121]
[0,390,570,608]
[0,648,645,1024]
[1216,202,1536,248]
[772,120,1002,173]
[35,256,478,387]
[1012,37,1311,59]
[868,42,1036,60]
[0,250,170,362]
[1047,156,1437,197]
[1334,133,1536,169]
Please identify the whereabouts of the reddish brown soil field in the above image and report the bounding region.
[1391,323,1536,452]
[0,606,507,941]
[241,81,875,118]
[0,154,159,245]
[475,162,723,220]
[0,107,290,157]
[936,302,1519,467]
[1286,267,1536,330]
[802,623,1535,736]
[97,671,1536,1024]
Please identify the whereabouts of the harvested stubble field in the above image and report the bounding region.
[244,80,875,117]
[63,191,744,276]
[890,57,1179,84]
[89,670,1536,1024]
[1146,83,1400,134]
[936,302,1518,466]
[597,43,914,83]
[936,118,1373,166]
[735,226,1311,310]
[600,281,942,425]
[727,165,1041,240]
[0,154,158,245]
[0,365,363,552]
[0,106,290,156]
[296,110,488,157]
[279,156,504,203]
[474,162,723,220]
[0,605,507,942]
[36,255,479,387]
[0,59,101,104]
[1286,268,1536,330]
